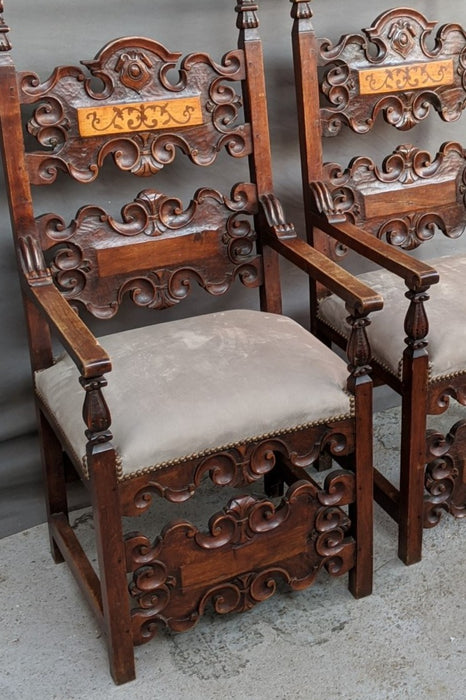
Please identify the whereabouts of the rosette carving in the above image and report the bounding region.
[125,477,355,644]
[318,9,466,135]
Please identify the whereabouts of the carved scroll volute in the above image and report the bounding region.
[290,0,313,22]
[0,1,11,51]
[345,310,372,390]
[18,235,52,286]
[403,285,430,352]
[79,375,112,450]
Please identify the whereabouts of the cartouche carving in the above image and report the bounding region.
[36,184,261,317]
[318,9,466,134]
[125,478,355,643]
[312,143,466,250]
[20,39,248,183]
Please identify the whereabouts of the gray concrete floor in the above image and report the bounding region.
[1,404,465,699]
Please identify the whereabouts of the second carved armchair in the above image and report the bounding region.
[291,0,466,565]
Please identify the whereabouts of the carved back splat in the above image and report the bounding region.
[4,31,271,317]
[296,4,466,253]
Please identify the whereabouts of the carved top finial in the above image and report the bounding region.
[0,1,11,51]
[235,1,259,30]
[290,0,313,21]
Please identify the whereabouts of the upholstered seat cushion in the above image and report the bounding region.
[34,309,353,479]
[318,254,466,381]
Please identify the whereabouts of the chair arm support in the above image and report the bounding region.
[273,235,383,316]
[259,194,383,316]
[29,284,111,378]
[17,234,110,378]
[310,213,440,291]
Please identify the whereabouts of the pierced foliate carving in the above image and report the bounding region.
[313,143,466,250]
[424,420,466,526]
[120,423,353,515]
[125,477,355,644]
[20,38,249,183]
[317,9,466,135]
[36,183,262,317]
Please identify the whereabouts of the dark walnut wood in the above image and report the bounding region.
[291,0,466,566]
[0,0,380,685]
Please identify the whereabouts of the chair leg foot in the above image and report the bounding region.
[50,536,65,564]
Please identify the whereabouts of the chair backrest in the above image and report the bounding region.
[0,1,281,363]
[291,1,466,258]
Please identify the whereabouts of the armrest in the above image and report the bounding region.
[270,235,383,316]
[18,234,110,378]
[310,213,440,290]
[259,194,383,316]
[29,284,111,378]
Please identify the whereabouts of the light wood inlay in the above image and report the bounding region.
[359,59,454,95]
[77,96,203,137]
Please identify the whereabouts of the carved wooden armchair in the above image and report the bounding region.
[0,0,382,685]
[290,0,466,566]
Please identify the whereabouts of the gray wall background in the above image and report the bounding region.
[1,0,465,536]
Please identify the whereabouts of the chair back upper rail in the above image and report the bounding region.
[317,7,466,136]
[292,2,466,255]
[0,1,281,319]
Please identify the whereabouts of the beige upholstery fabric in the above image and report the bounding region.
[319,254,466,380]
[34,310,353,479]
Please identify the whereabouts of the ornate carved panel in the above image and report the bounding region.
[424,419,466,527]
[317,8,466,134]
[36,183,262,317]
[311,142,466,250]
[118,420,354,516]
[124,477,356,644]
[19,38,250,182]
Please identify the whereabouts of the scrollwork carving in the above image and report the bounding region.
[424,420,466,526]
[428,376,466,415]
[313,143,466,250]
[18,235,52,285]
[318,9,466,135]
[21,38,250,183]
[125,477,355,644]
[36,183,261,317]
[124,425,352,515]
